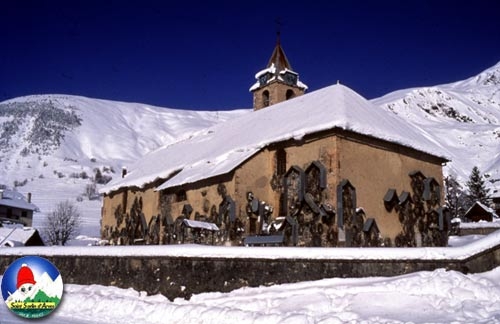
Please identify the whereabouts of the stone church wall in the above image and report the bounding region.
[100,128,446,247]
[336,132,444,240]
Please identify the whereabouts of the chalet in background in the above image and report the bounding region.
[464,201,499,223]
[0,189,38,227]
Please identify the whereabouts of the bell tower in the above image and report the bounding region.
[250,33,308,111]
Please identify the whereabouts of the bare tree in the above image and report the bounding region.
[85,182,97,200]
[444,174,466,220]
[44,200,81,246]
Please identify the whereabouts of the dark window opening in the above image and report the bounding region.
[286,89,295,100]
[176,190,187,202]
[276,149,286,176]
[263,90,270,107]
[122,191,128,214]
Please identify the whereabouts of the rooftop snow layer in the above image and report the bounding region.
[101,83,449,194]
[0,189,38,211]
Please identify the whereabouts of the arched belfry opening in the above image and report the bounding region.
[262,90,270,107]
[249,33,307,111]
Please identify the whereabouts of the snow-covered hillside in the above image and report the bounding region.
[0,95,249,239]
[1,61,500,241]
[372,61,500,189]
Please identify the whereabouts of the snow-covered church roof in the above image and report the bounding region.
[101,83,450,194]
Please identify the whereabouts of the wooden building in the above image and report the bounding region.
[100,40,449,247]
[464,201,499,223]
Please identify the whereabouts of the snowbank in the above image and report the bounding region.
[2,267,500,323]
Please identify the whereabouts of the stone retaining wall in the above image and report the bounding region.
[459,226,500,236]
[1,243,499,301]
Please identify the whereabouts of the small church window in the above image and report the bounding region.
[286,89,295,100]
[276,149,286,176]
[122,191,128,214]
[263,90,270,107]
[176,190,187,202]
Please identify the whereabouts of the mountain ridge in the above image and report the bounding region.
[1,62,499,239]
[372,61,500,188]
[0,95,249,238]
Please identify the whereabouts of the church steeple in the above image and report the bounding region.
[266,32,292,72]
[250,34,307,111]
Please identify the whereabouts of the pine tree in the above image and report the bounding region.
[465,166,490,207]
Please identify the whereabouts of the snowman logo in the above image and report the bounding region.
[1,256,63,319]
[7,264,39,303]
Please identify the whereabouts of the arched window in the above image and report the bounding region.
[263,90,270,107]
[286,89,295,100]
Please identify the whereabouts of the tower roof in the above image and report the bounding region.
[266,34,292,72]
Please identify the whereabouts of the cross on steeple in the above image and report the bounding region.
[275,18,282,44]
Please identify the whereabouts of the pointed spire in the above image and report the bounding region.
[266,32,292,72]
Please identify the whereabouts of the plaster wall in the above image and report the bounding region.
[252,82,305,110]
[337,134,444,239]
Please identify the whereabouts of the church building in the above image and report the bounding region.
[100,38,450,248]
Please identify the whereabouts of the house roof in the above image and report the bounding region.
[464,201,499,219]
[0,189,38,211]
[0,227,44,246]
[101,83,450,194]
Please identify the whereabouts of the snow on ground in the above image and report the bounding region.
[1,234,500,323]
[1,266,499,324]
[2,230,500,260]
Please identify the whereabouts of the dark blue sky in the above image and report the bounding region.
[1,0,499,110]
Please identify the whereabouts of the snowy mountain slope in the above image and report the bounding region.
[0,94,248,168]
[0,94,249,239]
[372,61,500,188]
[1,61,500,241]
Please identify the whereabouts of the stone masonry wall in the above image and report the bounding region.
[1,243,499,301]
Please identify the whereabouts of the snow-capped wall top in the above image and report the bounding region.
[101,83,449,194]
